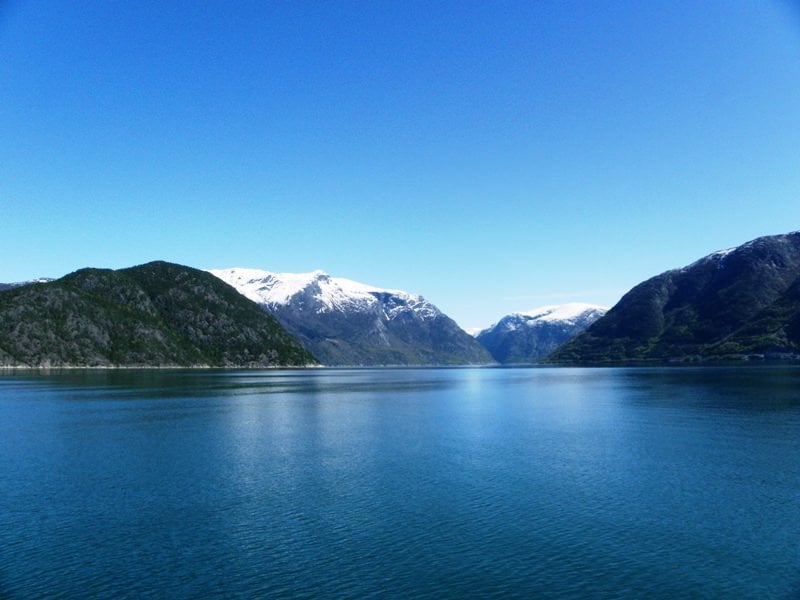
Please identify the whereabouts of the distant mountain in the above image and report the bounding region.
[0,261,315,368]
[476,303,607,363]
[210,268,494,366]
[551,232,800,363]
[0,278,52,291]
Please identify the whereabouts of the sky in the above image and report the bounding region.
[2,1,800,330]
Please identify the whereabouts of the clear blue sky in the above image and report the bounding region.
[2,1,800,329]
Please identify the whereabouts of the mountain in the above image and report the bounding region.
[0,261,315,368]
[0,278,52,291]
[209,268,494,366]
[551,232,800,363]
[477,303,607,363]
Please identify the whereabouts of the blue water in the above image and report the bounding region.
[1,367,798,598]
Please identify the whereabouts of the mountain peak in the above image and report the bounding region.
[516,302,609,324]
[209,267,427,315]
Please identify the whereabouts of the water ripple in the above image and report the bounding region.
[1,367,799,598]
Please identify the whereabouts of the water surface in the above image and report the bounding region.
[1,367,798,598]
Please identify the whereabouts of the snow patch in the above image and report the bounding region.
[208,267,441,319]
[478,303,608,336]
[518,302,608,324]
[710,248,736,259]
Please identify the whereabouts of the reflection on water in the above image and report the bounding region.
[1,366,799,598]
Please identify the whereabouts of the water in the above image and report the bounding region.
[1,367,798,598]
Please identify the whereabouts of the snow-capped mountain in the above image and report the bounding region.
[209,268,441,319]
[210,268,493,366]
[476,303,608,363]
[0,278,53,291]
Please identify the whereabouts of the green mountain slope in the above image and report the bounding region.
[551,232,800,363]
[0,261,316,367]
